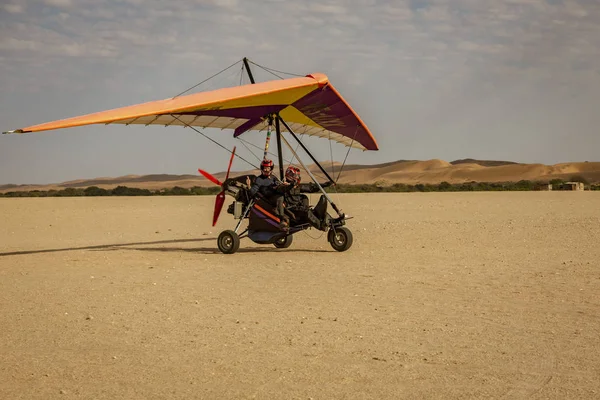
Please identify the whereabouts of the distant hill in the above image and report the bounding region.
[1,159,599,193]
[60,174,200,188]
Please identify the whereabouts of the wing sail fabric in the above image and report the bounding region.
[5,73,378,151]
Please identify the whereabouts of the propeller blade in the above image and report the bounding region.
[212,190,226,226]
[225,146,236,181]
[206,146,236,226]
[198,169,222,186]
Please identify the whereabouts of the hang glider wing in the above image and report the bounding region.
[4,73,378,151]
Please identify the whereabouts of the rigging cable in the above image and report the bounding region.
[172,59,243,98]
[282,129,329,182]
[335,126,359,183]
[166,59,339,182]
[169,114,258,170]
[236,138,263,163]
[328,131,335,182]
[239,63,246,86]
[327,129,341,204]
[235,135,328,182]
[248,60,305,78]
[286,129,306,167]
[240,60,329,181]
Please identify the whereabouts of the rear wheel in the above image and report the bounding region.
[328,227,353,252]
[217,230,240,254]
[274,234,293,249]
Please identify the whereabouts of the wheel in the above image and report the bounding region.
[217,230,240,254]
[327,227,353,252]
[274,234,293,249]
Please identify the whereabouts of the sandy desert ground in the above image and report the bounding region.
[1,192,599,399]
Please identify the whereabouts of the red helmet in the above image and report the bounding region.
[260,159,274,172]
[285,166,301,184]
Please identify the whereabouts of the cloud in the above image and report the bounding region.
[2,0,599,92]
[2,3,25,13]
[306,3,347,14]
[42,0,74,7]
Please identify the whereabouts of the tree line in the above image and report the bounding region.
[1,178,597,197]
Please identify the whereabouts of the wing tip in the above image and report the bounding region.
[2,129,24,135]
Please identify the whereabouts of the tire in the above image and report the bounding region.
[327,227,353,252]
[217,230,240,254]
[274,234,293,249]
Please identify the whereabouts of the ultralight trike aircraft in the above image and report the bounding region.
[4,58,379,254]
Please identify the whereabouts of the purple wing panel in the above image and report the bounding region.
[291,85,378,150]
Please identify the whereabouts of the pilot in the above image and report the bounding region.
[247,159,289,229]
[248,159,278,197]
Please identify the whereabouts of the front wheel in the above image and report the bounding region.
[217,230,240,254]
[328,227,353,252]
[274,234,293,249]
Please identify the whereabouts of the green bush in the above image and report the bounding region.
[84,186,110,196]
[112,186,152,196]
[190,186,220,195]
[166,186,192,196]
[439,181,453,191]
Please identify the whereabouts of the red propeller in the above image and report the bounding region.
[198,146,236,226]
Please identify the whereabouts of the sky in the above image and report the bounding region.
[1,0,600,184]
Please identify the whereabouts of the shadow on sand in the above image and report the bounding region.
[1,237,331,256]
[0,238,212,257]
[103,246,331,254]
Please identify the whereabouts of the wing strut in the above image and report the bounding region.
[277,116,344,220]
[275,116,284,180]
[277,116,335,184]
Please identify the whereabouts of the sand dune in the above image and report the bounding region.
[2,159,599,192]
[337,160,600,185]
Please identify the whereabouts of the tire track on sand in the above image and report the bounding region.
[501,348,556,399]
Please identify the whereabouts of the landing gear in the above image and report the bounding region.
[328,227,353,252]
[273,234,293,249]
[217,230,240,254]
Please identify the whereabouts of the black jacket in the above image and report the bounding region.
[277,181,330,208]
[249,174,279,197]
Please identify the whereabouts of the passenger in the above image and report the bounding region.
[275,166,332,230]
